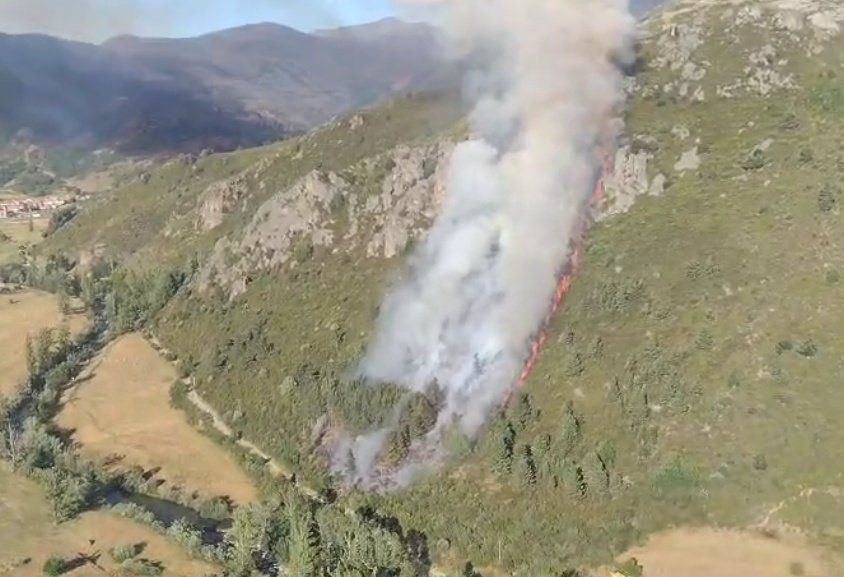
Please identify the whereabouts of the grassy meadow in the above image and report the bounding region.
[0,291,88,398]
[56,333,258,504]
[0,218,47,265]
[0,466,215,577]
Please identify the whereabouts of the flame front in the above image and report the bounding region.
[514,151,611,392]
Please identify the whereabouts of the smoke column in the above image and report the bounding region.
[353,0,634,478]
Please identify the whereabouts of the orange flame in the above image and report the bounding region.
[512,151,611,394]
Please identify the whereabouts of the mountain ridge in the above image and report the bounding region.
[0,19,452,155]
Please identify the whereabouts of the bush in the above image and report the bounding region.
[775,340,793,355]
[818,184,837,213]
[111,502,161,529]
[118,559,163,577]
[798,148,814,164]
[109,543,141,564]
[165,519,205,557]
[796,340,818,358]
[198,496,232,521]
[38,467,95,522]
[779,113,800,130]
[741,149,767,171]
[653,456,700,498]
[42,556,67,576]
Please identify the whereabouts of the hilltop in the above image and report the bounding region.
[0,19,450,156]
[21,0,844,573]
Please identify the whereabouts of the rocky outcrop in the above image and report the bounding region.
[197,176,250,231]
[201,142,453,297]
[202,170,349,295]
[362,143,452,259]
[635,0,842,103]
[599,144,666,221]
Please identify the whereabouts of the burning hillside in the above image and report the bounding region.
[339,0,635,486]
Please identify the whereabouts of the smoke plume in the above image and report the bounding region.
[348,0,634,482]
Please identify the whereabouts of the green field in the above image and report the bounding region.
[0,218,47,264]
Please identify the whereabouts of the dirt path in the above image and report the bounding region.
[58,334,258,503]
[147,333,320,499]
[185,388,288,479]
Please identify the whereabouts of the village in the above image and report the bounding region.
[0,194,75,219]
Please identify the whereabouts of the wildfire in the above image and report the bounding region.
[514,151,611,391]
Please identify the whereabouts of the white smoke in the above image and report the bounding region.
[351,0,634,480]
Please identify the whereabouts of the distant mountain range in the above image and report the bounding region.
[0,1,667,156]
[0,18,450,154]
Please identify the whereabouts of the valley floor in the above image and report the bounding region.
[0,466,214,577]
[595,528,842,577]
[56,333,258,504]
[0,290,87,398]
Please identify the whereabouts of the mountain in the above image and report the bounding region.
[0,19,450,154]
[17,0,844,573]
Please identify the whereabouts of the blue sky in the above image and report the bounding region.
[171,0,399,35]
[0,0,402,42]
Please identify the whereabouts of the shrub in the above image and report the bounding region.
[741,149,767,171]
[818,183,837,213]
[119,559,163,577]
[42,556,66,576]
[796,340,818,358]
[165,519,204,556]
[779,113,800,130]
[38,467,94,522]
[776,340,793,355]
[109,544,141,564]
[653,456,700,497]
[616,558,644,577]
[198,496,232,521]
[112,503,161,528]
[694,330,715,351]
[798,148,814,164]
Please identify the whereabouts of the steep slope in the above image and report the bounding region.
[37,0,844,573]
[0,20,450,154]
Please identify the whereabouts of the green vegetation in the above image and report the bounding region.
[42,555,68,576]
[14,2,844,575]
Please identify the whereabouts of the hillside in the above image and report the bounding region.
[33,0,844,573]
[0,19,450,155]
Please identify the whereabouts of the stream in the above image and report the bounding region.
[104,488,230,545]
[4,307,231,548]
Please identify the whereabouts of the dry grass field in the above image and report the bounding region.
[0,465,214,577]
[0,291,88,398]
[0,218,48,264]
[57,333,257,504]
[595,528,842,577]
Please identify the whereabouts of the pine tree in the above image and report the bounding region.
[607,376,625,407]
[582,450,610,499]
[516,444,537,488]
[531,434,553,484]
[227,504,269,576]
[34,328,54,375]
[560,402,582,455]
[493,421,517,475]
[514,392,534,430]
[25,334,36,376]
[562,462,586,499]
[287,499,323,577]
